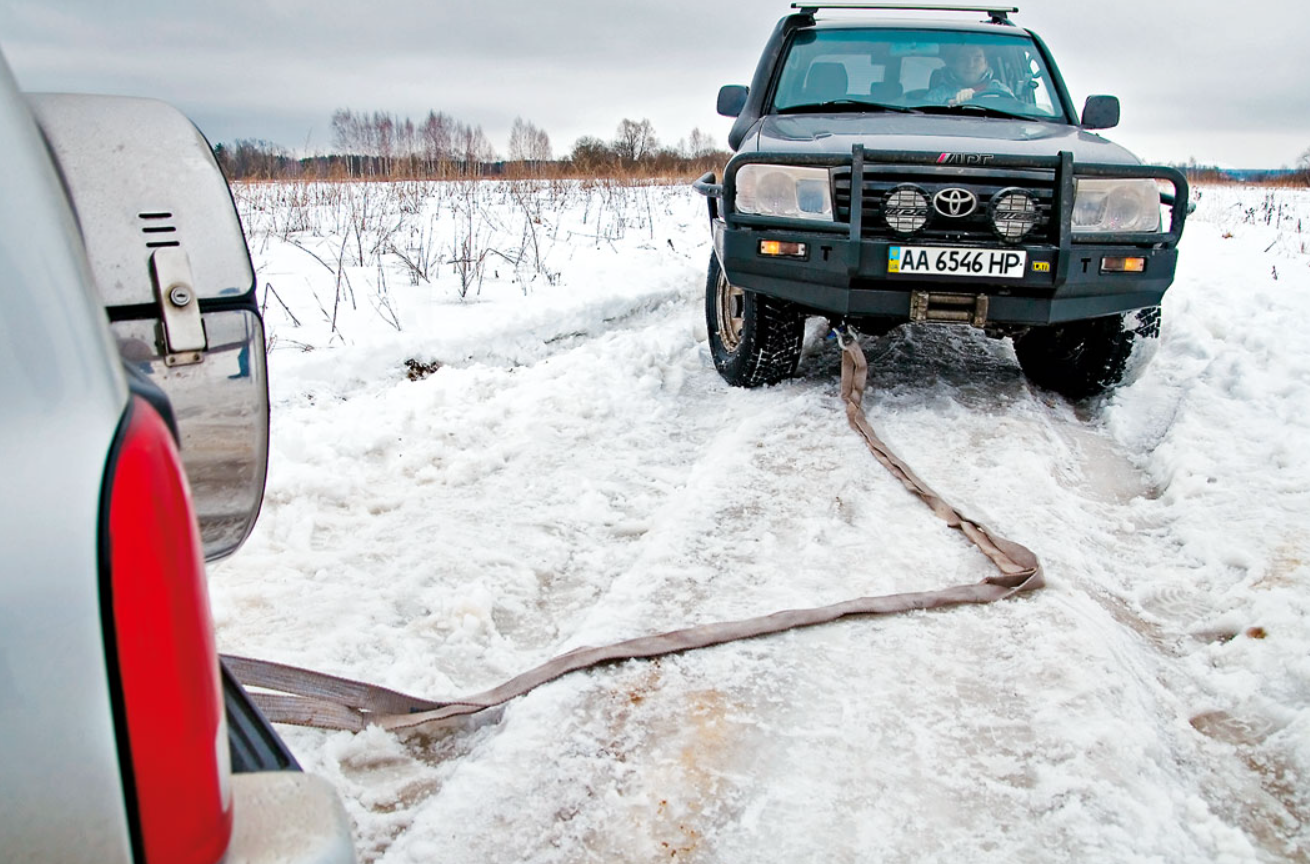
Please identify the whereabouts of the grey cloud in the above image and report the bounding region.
[1,0,1305,167]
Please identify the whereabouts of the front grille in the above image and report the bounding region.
[833,169,1057,245]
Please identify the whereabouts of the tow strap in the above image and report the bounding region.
[223,332,1044,732]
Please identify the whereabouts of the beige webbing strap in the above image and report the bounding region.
[226,336,1043,733]
[838,332,1044,580]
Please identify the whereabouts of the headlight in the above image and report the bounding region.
[1072,179,1161,233]
[735,165,833,221]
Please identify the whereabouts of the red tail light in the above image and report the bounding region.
[105,396,232,863]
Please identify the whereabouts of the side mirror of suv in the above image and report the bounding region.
[1081,95,1121,130]
[717,85,749,118]
[29,94,268,563]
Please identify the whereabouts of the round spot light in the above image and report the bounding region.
[883,185,930,234]
[990,188,1040,243]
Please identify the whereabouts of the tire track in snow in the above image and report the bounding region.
[219,184,1308,862]
[829,322,1303,862]
[237,300,1284,862]
[378,316,1267,862]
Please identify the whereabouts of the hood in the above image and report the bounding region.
[743,113,1140,165]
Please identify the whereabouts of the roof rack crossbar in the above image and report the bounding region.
[791,3,1020,25]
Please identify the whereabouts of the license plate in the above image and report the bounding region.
[888,246,1026,279]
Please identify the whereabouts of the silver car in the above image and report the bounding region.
[0,50,356,864]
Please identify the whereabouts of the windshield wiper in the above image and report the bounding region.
[909,103,1032,121]
[777,100,923,115]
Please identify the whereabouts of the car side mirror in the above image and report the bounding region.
[28,94,268,563]
[1081,95,1120,130]
[717,85,749,118]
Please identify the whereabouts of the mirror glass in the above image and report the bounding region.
[112,309,269,562]
[1081,95,1120,130]
[717,85,749,117]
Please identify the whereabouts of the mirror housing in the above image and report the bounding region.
[717,85,749,118]
[28,94,268,563]
[1081,95,1121,130]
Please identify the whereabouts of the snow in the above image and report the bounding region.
[211,179,1310,862]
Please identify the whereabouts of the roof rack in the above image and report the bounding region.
[790,4,1019,25]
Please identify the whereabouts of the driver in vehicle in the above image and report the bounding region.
[927,44,1012,106]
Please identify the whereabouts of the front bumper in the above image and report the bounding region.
[695,148,1188,326]
[717,226,1178,324]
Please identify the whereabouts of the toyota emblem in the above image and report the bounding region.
[933,188,978,218]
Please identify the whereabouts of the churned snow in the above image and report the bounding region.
[210,179,1309,863]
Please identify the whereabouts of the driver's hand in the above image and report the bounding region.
[948,88,976,106]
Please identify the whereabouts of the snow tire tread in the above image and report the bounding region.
[705,254,805,388]
[1015,306,1161,400]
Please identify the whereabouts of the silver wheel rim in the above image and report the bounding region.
[716,271,745,351]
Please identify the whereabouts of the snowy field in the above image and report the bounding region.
[213,178,1309,863]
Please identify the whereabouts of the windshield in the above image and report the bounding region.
[772,28,1067,121]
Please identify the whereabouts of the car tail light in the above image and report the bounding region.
[104,395,232,863]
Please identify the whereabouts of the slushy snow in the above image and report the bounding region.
[211,179,1309,863]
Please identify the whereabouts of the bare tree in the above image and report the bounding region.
[398,118,416,172]
[536,130,552,161]
[331,109,365,175]
[508,117,532,162]
[422,111,454,173]
[613,118,658,165]
[453,122,497,173]
[508,117,553,174]
[570,136,612,173]
[222,139,290,180]
[686,127,715,159]
[374,112,395,176]
[330,109,355,153]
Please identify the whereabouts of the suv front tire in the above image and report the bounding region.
[705,253,805,388]
[1014,306,1161,399]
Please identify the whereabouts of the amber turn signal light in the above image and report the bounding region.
[759,240,807,258]
[1101,256,1146,273]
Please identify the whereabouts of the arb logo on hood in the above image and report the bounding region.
[937,153,995,165]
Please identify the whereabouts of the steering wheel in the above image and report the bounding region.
[968,90,1022,110]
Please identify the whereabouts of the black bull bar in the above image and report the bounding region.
[693,146,1189,287]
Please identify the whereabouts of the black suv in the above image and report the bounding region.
[694,4,1188,398]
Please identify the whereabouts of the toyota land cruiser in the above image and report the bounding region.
[694,3,1188,398]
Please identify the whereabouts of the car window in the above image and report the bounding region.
[802,52,887,97]
[898,55,942,93]
[773,27,1067,121]
[1022,54,1059,116]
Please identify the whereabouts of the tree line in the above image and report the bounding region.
[1169,151,1310,187]
[213,110,731,181]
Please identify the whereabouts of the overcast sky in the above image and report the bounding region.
[1,0,1306,169]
